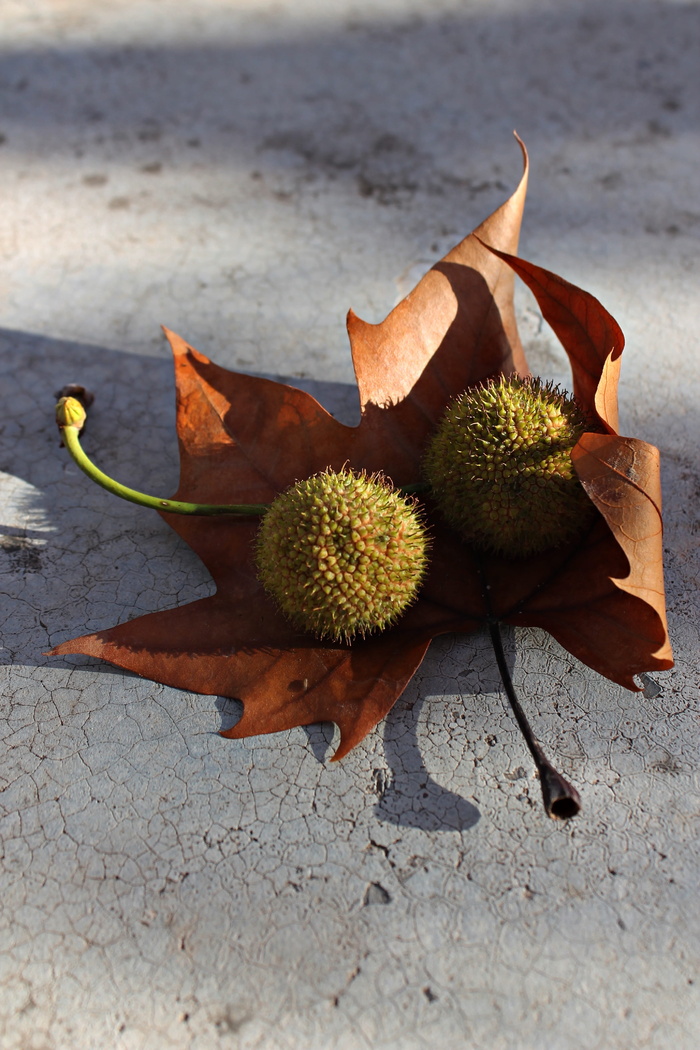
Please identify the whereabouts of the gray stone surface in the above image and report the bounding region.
[1,1,699,1048]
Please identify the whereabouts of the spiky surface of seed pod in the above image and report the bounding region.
[424,375,597,557]
[256,469,430,643]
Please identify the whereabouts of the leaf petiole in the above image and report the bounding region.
[488,620,581,820]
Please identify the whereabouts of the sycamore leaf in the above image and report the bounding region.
[51,142,672,760]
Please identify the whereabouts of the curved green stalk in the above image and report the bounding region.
[60,424,269,518]
[56,394,430,517]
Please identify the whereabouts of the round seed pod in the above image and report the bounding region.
[256,468,430,643]
[424,375,597,557]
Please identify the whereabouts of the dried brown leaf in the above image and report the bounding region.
[52,141,672,756]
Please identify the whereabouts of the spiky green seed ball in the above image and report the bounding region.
[424,375,596,557]
[256,469,430,643]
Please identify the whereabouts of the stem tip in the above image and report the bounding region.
[56,396,87,431]
[539,763,581,820]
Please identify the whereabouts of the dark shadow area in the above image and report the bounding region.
[214,652,483,836]
[376,694,482,832]
[300,721,337,764]
[0,325,360,493]
[0,327,175,484]
[215,695,244,735]
[226,629,519,834]
[371,628,516,831]
[0,3,697,226]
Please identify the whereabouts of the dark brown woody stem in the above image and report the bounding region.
[488,621,581,820]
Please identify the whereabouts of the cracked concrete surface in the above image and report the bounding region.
[1,1,699,1047]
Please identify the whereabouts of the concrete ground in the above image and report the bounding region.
[1,1,699,1048]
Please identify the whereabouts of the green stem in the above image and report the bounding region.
[61,422,429,517]
[61,425,269,517]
